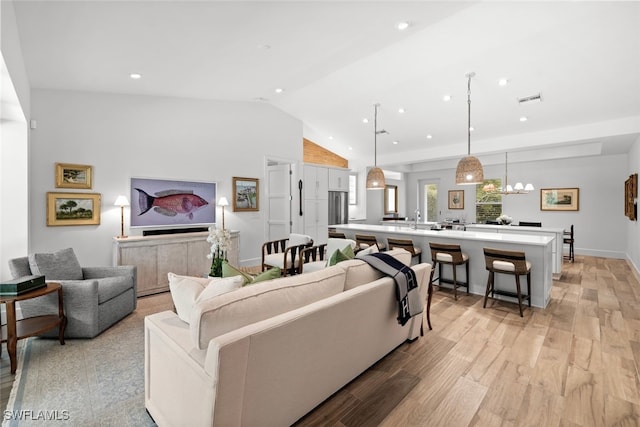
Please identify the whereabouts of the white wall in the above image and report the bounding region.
[406,154,630,259]
[628,137,640,274]
[29,89,303,267]
[1,0,31,281]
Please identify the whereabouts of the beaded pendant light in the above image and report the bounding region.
[455,72,484,185]
[366,103,386,190]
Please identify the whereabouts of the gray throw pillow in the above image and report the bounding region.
[28,247,83,280]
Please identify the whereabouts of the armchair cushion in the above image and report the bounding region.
[28,247,83,280]
[97,276,135,304]
[287,233,312,248]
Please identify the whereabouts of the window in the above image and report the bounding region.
[384,185,398,214]
[476,179,502,223]
[348,174,357,205]
[420,182,438,222]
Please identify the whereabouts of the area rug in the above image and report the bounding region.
[3,295,172,426]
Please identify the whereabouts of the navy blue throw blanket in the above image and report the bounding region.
[361,252,423,326]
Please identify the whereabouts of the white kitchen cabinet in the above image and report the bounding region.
[328,168,350,192]
[303,165,328,200]
[303,164,329,244]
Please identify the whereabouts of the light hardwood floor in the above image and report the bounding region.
[295,256,640,426]
[2,256,639,426]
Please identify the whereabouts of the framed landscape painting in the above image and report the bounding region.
[47,192,101,226]
[233,177,259,212]
[540,188,579,211]
[55,163,93,189]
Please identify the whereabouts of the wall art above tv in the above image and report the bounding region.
[130,177,217,228]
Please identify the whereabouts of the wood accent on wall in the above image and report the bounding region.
[303,138,348,168]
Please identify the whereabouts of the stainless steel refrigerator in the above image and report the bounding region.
[328,191,349,225]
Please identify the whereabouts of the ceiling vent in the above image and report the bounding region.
[518,93,543,104]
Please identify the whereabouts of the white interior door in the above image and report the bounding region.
[266,163,292,241]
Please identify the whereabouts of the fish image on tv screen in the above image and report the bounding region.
[130,178,217,228]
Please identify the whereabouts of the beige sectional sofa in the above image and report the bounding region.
[144,249,432,427]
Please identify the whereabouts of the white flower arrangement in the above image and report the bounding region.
[207,225,231,260]
[497,214,513,225]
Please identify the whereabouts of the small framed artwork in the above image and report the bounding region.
[233,177,259,212]
[448,190,464,209]
[540,188,579,211]
[55,163,93,189]
[47,192,101,226]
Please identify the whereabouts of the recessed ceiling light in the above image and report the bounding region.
[469,126,475,131]
[426,134,433,139]
[520,116,528,122]
[443,95,452,102]
[396,21,410,31]
[329,136,334,140]
[274,88,284,93]
[362,118,369,123]
[129,73,142,79]
[392,141,399,145]
[498,78,509,86]
[398,108,405,114]
[348,146,353,150]
[257,44,271,50]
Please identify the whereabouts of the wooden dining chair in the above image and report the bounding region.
[563,225,575,262]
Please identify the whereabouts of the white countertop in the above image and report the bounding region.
[466,224,566,233]
[330,223,554,246]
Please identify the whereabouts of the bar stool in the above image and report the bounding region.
[387,237,422,264]
[482,247,531,317]
[428,242,469,300]
[328,231,346,239]
[355,234,385,252]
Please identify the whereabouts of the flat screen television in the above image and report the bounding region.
[130,177,216,228]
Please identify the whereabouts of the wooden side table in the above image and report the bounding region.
[0,282,66,374]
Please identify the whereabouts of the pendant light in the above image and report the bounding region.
[455,72,484,185]
[366,103,386,190]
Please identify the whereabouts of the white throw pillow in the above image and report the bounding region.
[355,244,379,258]
[168,273,243,323]
[196,276,244,303]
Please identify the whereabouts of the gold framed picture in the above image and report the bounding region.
[448,190,464,209]
[540,188,579,211]
[47,192,101,226]
[55,163,93,189]
[232,177,259,212]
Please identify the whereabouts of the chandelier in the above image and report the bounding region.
[483,152,534,194]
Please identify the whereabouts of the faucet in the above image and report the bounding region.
[414,209,420,229]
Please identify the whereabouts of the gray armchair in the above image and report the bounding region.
[8,248,137,338]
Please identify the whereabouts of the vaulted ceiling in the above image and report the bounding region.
[11,1,640,170]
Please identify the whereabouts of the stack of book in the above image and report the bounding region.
[0,275,46,296]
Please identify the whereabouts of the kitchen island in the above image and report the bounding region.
[465,224,565,277]
[330,223,554,309]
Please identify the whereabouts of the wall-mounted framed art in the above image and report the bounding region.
[448,190,464,209]
[232,177,259,212]
[625,173,637,221]
[55,163,93,189]
[540,188,579,211]
[129,177,216,228]
[47,192,101,226]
